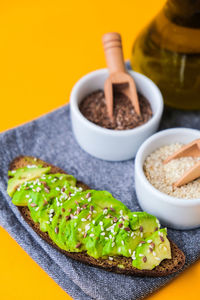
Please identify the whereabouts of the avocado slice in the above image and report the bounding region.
[7,166,51,197]
[129,211,160,238]
[132,228,171,270]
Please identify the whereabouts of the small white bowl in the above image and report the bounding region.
[135,128,200,230]
[70,69,163,161]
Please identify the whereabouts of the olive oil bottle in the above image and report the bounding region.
[131,0,200,109]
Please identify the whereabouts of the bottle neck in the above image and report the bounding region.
[164,0,200,28]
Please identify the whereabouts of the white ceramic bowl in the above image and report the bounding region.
[70,69,163,161]
[135,128,200,230]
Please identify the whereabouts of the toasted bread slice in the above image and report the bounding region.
[8,156,185,277]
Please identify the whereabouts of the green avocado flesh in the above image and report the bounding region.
[7,164,171,270]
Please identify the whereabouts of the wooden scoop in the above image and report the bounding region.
[163,139,200,187]
[102,32,141,120]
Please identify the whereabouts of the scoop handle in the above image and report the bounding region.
[102,32,126,73]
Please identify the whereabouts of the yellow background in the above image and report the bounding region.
[0,1,199,299]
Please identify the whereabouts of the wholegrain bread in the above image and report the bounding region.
[9,156,185,276]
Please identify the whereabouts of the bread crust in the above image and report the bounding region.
[9,156,185,277]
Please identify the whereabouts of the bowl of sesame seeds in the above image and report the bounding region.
[135,128,200,230]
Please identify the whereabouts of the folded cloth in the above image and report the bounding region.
[0,105,200,300]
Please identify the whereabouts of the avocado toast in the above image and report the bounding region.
[7,156,185,276]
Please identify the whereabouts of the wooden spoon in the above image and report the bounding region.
[163,139,200,187]
[102,32,141,120]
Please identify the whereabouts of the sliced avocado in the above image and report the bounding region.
[129,211,160,238]
[132,228,171,270]
[7,166,51,197]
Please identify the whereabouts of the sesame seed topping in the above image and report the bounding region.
[160,236,164,242]
[118,223,123,228]
[129,249,132,254]
[78,228,81,232]
[81,218,86,222]
[65,215,70,221]
[147,239,152,243]
[26,195,30,198]
[139,226,143,232]
[76,242,81,248]
[150,242,155,249]
[139,253,144,257]
[88,197,92,202]
[44,187,50,193]
[112,242,115,247]
[62,208,65,212]
[113,217,118,223]
[82,204,88,209]
[90,233,94,237]
[101,232,105,236]
[143,256,147,263]
[86,192,91,199]
[83,232,87,238]
[55,227,59,234]
[35,207,39,211]
[153,251,156,256]
[121,240,125,245]
[30,203,37,207]
[124,227,130,232]
[99,221,103,226]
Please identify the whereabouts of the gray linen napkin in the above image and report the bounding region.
[0,105,200,300]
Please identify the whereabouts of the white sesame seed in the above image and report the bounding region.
[26,195,30,198]
[139,254,144,257]
[88,197,91,202]
[81,218,86,222]
[92,220,95,224]
[147,240,153,243]
[153,251,156,256]
[101,232,105,236]
[74,216,78,219]
[121,240,124,246]
[78,228,81,232]
[35,207,39,211]
[90,233,94,237]
[155,257,161,261]
[99,221,103,226]
[129,249,132,254]
[112,242,115,247]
